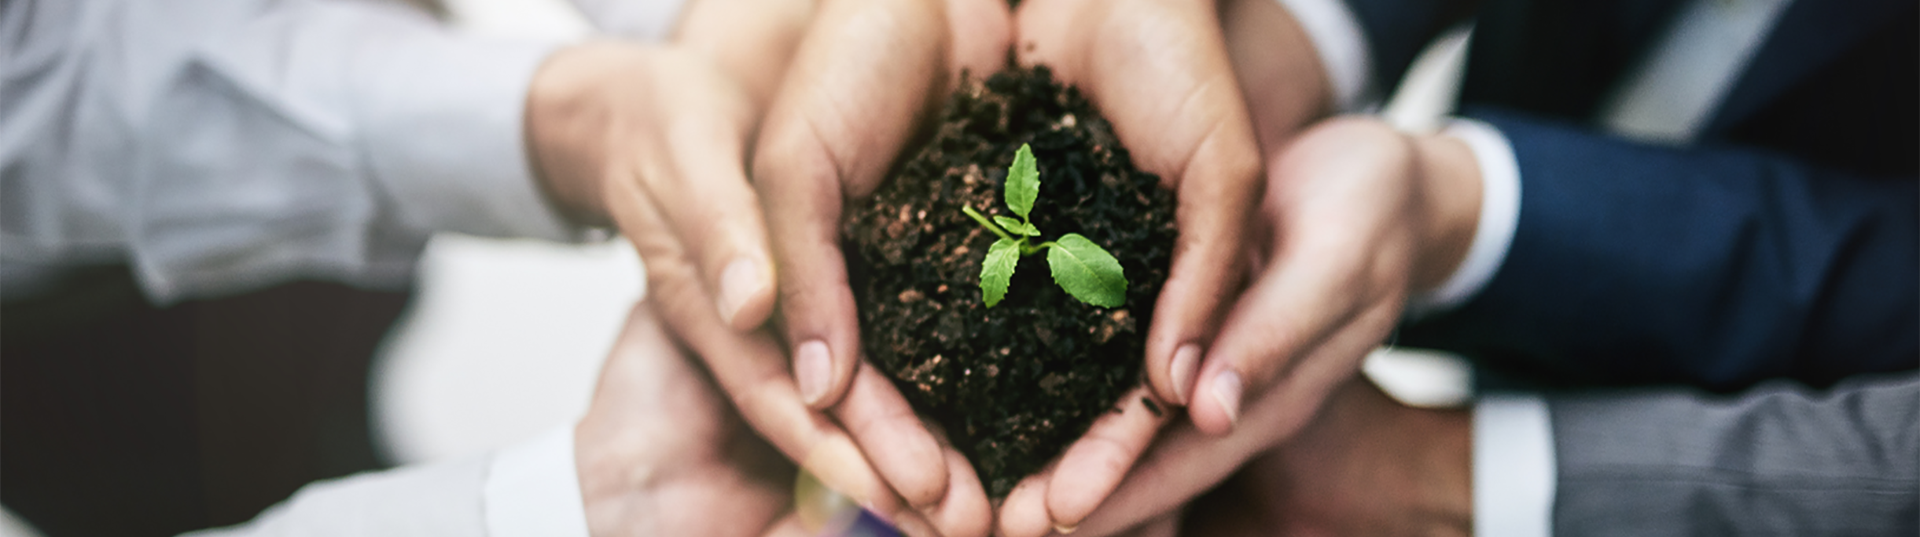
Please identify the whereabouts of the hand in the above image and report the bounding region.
[1024,117,1483,535]
[994,0,1269,532]
[1183,379,1472,537]
[574,302,794,537]
[527,40,779,331]
[579,302,1007,537]
[747,0,1012,534]
[530,34,992,536]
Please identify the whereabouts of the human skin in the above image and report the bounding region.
[993,0,1275,532]
[1084,379,1473,537]
[1006,115,1481,536]
[574,302,794,537]
[992,0,1486,530]
[1181,378,1472,537]
[744,0,1013,535]
[524,0,989,534]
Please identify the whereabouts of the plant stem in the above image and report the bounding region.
[962,205,1016,243]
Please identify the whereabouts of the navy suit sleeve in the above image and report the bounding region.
[1340,0,1476,96]
[1400,108,1919,391]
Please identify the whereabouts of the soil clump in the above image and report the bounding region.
[843,65,1178,497]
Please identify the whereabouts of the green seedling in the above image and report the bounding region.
[964,144,1128,308]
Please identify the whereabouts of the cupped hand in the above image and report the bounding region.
[1016,116,1482,536]
[746,0,1013,535]
[523,25,966,537]
[580,299,994,537]
[1013,380,1472,537]
[574,302,793,537]
[1186,379,1473,537]
[995,0,1270,532]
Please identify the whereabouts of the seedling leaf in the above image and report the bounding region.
[981,238,1021,307]
[1005,144,1039,220]
[1046,233,1127,308]
[994,216,1041,236]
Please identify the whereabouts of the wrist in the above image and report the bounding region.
[525,43,632,228]
[1408,133,1481,295]
[1222,0,1335,150]
[1355,381,1472,533]
[1413,402,1474,533]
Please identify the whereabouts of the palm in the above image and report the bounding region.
[994,0,1266,533]
[574,303,794,537]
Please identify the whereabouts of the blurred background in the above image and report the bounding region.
[0,0,1472,534]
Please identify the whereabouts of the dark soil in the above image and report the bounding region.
[843,65,1178,497]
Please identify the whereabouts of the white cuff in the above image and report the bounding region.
[1409,118,1521,317]
[1473,394,1556,537]
[565,0,689,40]
[353,32,589,242]
[484,425,590,537]
[1274,0,1372,111]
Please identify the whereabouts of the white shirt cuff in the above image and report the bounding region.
[1274,0,1372,111]
[566,0,689,40]
[484,425,590,537]
[353,31,591,243]
[1474,394,1556,537]
[1409,118,1521,316]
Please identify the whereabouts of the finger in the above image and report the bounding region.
[1019,0,1266,408]
[1061,330,1379,536]
[1141,142,1259,408]
[1049,412,1257,537]
[1009,0,1093,81]
[1185,235,1362,436]
[614,147,928,528]
[642,251,911,524]
[1133,65,1265,412]
[922,444,993,537]
[943,0,1014,82]
[1187,135,1416,436]
[630,55,777,331]
[1044,386,1170,531]
[751,0,950,409]
[831,364,951,510]
[995,462,1057,537]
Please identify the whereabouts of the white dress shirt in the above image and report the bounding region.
[183,427,584,537]
[1271,0,1795,535]
[0,0,673,304]
[3,0,679,534]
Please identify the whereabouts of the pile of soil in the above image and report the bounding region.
[843,65,1178,497]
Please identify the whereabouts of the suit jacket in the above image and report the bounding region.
[1346,0,1920,391]
[1331,1,1920,533]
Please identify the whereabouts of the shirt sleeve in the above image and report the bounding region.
[1399,107,1917,389]
[565,0,689,40]
[179,456,493,536]
[1,0,588,304]
[484,426,591,537]
[1407,118,1522,317]
[179,426,588,537]
[1473,393,1556,537]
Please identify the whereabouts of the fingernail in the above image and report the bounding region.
[796,340,832,405]
[1169,344,1201,405]
[717,257,764,326]
[1054,523,1079,535]
[1211,370,1244,427]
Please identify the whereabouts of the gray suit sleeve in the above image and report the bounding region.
[1546,372,1919,537]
